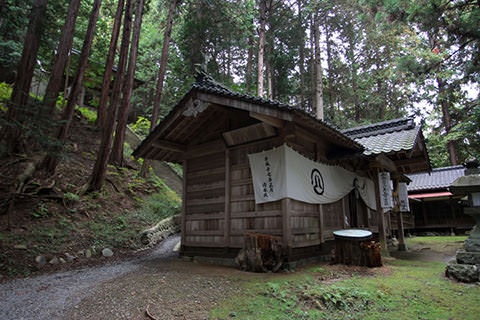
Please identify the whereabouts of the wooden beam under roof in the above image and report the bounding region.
[249,112,285,128]
[196,92,293,121]
[369,154,397,172]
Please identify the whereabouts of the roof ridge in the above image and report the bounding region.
[341,117,415,138]
[432,165,465,172]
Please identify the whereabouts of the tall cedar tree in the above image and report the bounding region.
[88,0,133,191]
[245,34,254,94]
[297,0,305,109]
[140,0,179,176]
[43,0,102,173]
[313,11,324,120]
[96,0,125,128]
[110,0,144,166]
[2,0,47,154]
[43,0,81,113]
[257,0,267,97]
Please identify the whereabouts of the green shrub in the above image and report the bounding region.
[130,116,151,137]
[76,106,97,123]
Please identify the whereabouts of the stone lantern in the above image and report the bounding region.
[446,159,480,282]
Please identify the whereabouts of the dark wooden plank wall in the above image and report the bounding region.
[184,150,226,247]
[229,138,284,248]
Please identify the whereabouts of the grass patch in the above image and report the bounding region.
[211,238,480,320]
[406,236,467,246]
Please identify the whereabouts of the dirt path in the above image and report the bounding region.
[0,236,243,320]
[389,238,464,263]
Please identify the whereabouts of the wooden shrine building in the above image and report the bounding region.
[407,166,474,233]
[133,72,430,262]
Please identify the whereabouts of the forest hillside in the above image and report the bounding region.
[0,106,181,278]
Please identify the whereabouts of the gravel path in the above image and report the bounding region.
[0,236,241,320]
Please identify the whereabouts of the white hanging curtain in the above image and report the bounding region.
[248,144,377,210]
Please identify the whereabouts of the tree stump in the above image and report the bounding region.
[360,241,382,267]
[235,232,284,272]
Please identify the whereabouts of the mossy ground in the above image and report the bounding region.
[211,236,479,320]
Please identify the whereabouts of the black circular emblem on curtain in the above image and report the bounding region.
[311,169,325,195]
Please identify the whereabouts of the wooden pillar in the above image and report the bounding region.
[282,198,291,258]
[421,200,428,227]
[397,211,407,251]
[449,197,457,235]
[342,196,348,228]
[224,149,231,248]
[392,179,406,251]
[181,159,188,251]
[373,169,389,256]
[366,207,371,228]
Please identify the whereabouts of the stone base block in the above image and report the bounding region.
[464,238,480,252]
[445,264,479,283]
[456,250,480,265]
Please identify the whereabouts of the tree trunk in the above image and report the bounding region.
[313,12,324,120]
[110,0,145,166]
[325,21,334,121]
[190,0,204,73]
[266,58,273,100]
[96,0,125,128]
[88,0,133,191]
[0,0,5,27]
[150,0,177,132]
[3,0,47,154]
[297,0,305,109]
[43,0,81,113]
[437,77,458,165]
[310,17,315,114]
[347,36,360,122]
[235,232,284,272]
[141,0,178,176]
[245,34,254,94]
[257,0,267,97]
[43,0,102,174]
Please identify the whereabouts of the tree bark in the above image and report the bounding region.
[43,0,81,113]
[313,12,324,120]
[266,58,273,99]
[347,35,360,122]
[298,0,305,109]
[437,77,458,165]
[43,0,102,174]
[0,0,5,26]
[245,34,254,94]
[96,0,125,128]
[190,0,204,73]
[110,0,145,166]
[3,0,47,154]
[310,17,315,114]
[257,0,267,97]
[325,20,335,121]
[88,0,133,191]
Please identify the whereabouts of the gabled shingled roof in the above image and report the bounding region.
[407,166,465,192]
[133,71,364,161]
[342,117,421,156]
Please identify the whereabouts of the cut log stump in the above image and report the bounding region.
[235,232,284,272]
